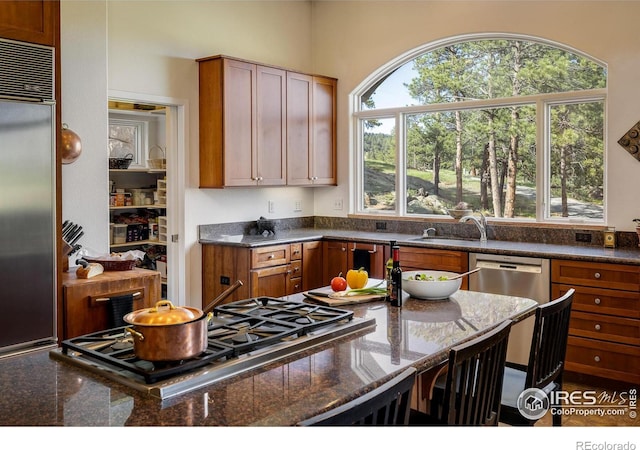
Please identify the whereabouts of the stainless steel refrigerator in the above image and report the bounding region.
[0,38,57,356]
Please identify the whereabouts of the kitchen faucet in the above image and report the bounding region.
[460,213,487,243]
[422,227,436,238]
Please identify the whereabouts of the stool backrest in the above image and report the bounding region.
[442,319,512,425]
[297,366,417,426]
[526,288,574,390]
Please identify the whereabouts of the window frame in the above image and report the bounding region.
[352,34,608,224]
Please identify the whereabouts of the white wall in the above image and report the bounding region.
[61,1,318,307]
[61,1,640,308]
[60,0,108,260]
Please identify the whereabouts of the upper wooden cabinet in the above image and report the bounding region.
[0,0,58,46]
[198,55,337,188]
[287,73,337,186]
[198,56,286,187]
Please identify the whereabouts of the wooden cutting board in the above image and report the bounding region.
[303,283,387,306]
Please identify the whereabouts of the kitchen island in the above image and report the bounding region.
[0,290,535,426]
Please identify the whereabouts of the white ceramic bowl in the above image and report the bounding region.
[402,270,462,300]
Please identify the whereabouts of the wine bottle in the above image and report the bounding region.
[385,240,396,301]
[390,244,402,307]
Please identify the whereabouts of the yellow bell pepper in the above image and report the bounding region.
[346,267,369,289]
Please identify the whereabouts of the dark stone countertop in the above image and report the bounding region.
[200,227,640,265]
[0,291,535,426]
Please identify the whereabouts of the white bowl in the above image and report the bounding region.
[402,270,462,300]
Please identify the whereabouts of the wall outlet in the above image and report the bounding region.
[268,200,275,213]
[220,276,230,285]
[333,198,343,210]
[294,200,302,212]
[575,232,592,243]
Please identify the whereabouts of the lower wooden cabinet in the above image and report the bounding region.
[250,264,290,298]
[565,336,640,384]
[322,240,385,284]
[202,240,324,305]
[302,241,323,291]
[398,246,469,290]
[61,268,161,340]
[552,259,640,384]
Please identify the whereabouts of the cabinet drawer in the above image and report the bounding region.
[290,243,302,261]
[552,284,640,318]
[569,311,640,346]
[251,245,290,268]
[552,260,640,291]
[288,276,302,295]
[289,260,302,278]
[566,336,640,384]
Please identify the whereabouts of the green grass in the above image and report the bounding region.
[365,159,539,217]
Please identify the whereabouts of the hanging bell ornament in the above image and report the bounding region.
[61,123,83,164]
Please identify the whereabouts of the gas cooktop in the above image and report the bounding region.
[50,297,375,400]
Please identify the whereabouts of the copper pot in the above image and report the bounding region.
[61,124,82,164]
[124,280,242,361]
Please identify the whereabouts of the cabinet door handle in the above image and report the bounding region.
[351,242,357,252]
[268,254,275,259]
[594,324,601,331]
[95,291,141,302]
[594,298,601,305]
[368,244,377,254]
[594,355,601,363]
[594,272,601,279]
[341,247,346,252]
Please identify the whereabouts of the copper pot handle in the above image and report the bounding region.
[126,327,144,342]
[202,279,243,314]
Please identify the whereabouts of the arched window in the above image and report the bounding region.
[353,36,607,222]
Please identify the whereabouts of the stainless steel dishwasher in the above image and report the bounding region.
[469,253,550,365]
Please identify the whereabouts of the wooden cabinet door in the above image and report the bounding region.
[323,240,348,285]
[62,269,160,340]
[287,72,313,185]
[202,245,251,306]
[287,73,337,186]
[223,58,257,186]
[399,246,469,289]
[0,0,58,46]
[250,265,290,298]
[302,241,324,291]
[256,65,286,185]
[311,76,337,185]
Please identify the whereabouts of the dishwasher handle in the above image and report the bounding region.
[474,260,542,274]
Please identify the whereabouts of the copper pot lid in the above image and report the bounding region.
[124,300,204,326]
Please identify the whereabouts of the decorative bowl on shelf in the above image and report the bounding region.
[447,209,472,219]
[109,154,134,169]
[402,270,462,300]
